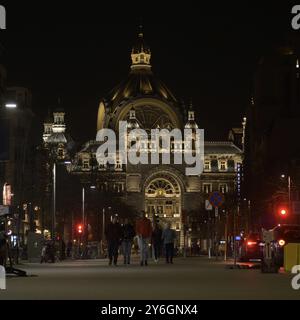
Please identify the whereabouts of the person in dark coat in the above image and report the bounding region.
[162,222,177,264]
[66,241,73,258]
[105,216,122,266]
[121,218,135,265]
[152,223,162,263]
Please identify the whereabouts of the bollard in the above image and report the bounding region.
[0,265,6,290]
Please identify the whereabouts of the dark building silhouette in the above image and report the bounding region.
[244,36,300,228]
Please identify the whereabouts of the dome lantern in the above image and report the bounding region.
[127,107,140,130]
[185,101,198,129]
[131,25,151,70]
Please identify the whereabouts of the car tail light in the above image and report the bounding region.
[247,241,257,246]
[278,239,285,246]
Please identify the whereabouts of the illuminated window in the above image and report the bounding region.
[58,149,64,158]
[219,160,227,171]
[203,183,212,194]
[204,161,211,171]
[115,160,122,171]
[99,160,107,171]
[83,159,90,169]
[219,184,228,193]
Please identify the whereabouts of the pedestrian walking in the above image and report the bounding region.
[105,216,122,266]
[136,211,152,266]
[40,242,47,263]
[152,223,162,263]
[162,222,177,264]
[121,218,135,265]
[66,240,73,258]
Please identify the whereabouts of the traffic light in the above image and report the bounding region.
[154,214,160,224]
[279,208,288,217]
[77,224,83,234]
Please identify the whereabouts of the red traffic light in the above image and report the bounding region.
[279,208,287,216]
[77,224,83,233]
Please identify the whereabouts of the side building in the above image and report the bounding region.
[244,42,300,228]
[0,85,41,252]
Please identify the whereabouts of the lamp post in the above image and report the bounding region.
[52,163,56,240]
[288,176,291,215]
[101,208,105,256]
[101,206,111,256]
[281,174,292,215]
[102,208,105,243]
[81,185,97,254]
[82,187,85,233]
[52,160,71,240]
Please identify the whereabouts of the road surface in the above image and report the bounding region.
[1,257,299,300]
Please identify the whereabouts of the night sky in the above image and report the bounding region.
[0,1,295,143]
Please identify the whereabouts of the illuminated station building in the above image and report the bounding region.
[44,29,244,247]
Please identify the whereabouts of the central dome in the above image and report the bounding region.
[105,68,177,108]
[97,28,182,132]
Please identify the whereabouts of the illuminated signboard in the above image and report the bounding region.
[3,183,12,206]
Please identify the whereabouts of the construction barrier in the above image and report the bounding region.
[284,243,300,272]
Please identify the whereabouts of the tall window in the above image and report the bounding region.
[219,160,227,171]
[219,184,228,194]
[58,149,64,158]
[99,161,107,171]
[115,160,122,171]
[204,161,211,171]
[83,159,90,170]
[203,183,212,194]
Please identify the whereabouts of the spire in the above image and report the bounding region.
[138,24,144,39]
[188,99,195,122]
[185,99,198,129]
[127,106,140,129]
[131,25,151,70]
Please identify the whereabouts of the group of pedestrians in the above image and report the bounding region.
[105,211,177,266]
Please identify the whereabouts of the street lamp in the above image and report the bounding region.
[52,163,56,240]
[5,103,17,109]
[82,187,85,232]
[101,206,111,255]
[82,184,97,231]
[280,174,292,215]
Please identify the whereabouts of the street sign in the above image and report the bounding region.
[215,207,219,217]
[0,205,9,216]
[205,199,213,211]
[209,191,225,208]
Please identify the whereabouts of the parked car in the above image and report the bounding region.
[239,232,263,262]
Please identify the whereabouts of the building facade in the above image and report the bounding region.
[45,30,244,247]
[0,85,42,251]
[244,42,300,228]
